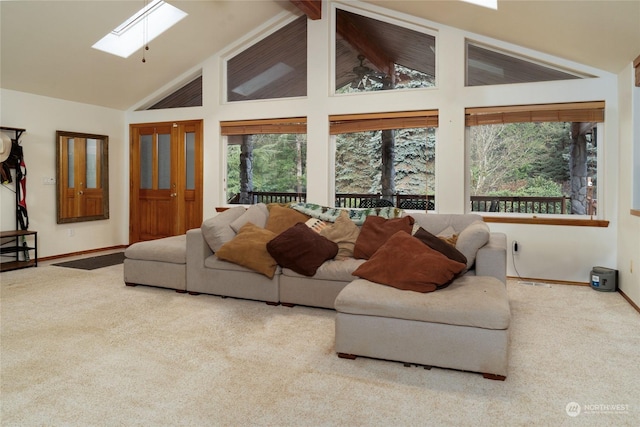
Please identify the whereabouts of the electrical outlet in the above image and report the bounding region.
[67,229,74,237]
[42,177,56,185]
[513,240,519,253]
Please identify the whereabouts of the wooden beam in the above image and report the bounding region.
[290,0,322,20]
[336,11,393,76]
[634,54,640,87]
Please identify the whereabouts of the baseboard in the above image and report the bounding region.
[39,245,127,262]
[507,276,589,286]
[619,289,640,314]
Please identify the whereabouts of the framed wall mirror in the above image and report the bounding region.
[56,130,109,223]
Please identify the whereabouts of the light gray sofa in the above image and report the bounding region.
[178,204,511,378]
[186,206,507,307]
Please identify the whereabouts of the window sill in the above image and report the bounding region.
[482,216,609,227]
[631,209,640,218]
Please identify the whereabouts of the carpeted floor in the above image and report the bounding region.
[1,264,638,426]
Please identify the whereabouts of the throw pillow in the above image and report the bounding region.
[353,231,466,293]
[201,206,247,252]
[215,223,278,279]
[437,226,459,246]
[455,220,490,270]
[319,210,360,260]
[353,215,414,259]
[413,227,467,265]
[265,205,311,235]
[267,223,338,276]
[230,203,269,233]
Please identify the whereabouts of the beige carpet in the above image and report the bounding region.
[1,265,638,426]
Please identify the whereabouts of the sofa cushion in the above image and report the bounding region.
[413,227,467,265]
[201,206,246,252]
[267,223,338,277]
[319,210,360,260]
[353,215,414,259]
[281,258,366,281]
[265,205,311,235]
[205,254,282,275]
[125,234,186,264]
[215,223,278,279]
[335,276,511,330]
[456,220,490,270]
[230,203,269,233]
[353,231,466,293]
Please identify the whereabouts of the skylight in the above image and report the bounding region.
[462,0,498,10]
[92,0,187,58]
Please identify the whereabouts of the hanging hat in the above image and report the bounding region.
[0,133,12,163]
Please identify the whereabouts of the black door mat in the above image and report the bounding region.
[52,252,125,270]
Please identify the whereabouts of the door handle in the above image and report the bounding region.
[170,193,177,197]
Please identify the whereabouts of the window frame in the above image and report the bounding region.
[329,110,439,210]
[465,101,608,224]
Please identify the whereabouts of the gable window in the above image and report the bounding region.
[222,118,307,204]
[330,111,438,209]
[335,9,435,94]
[466,41,591,86]
[227,16,307,102]
[466,102,604,216]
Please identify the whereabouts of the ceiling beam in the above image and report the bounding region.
[290,0,322,20]
[336,11,393,77]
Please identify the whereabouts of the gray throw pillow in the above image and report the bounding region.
[455,220,490,270]
[201,206,246,252]
[230,203,269,233]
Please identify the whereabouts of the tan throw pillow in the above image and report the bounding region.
[353,215,414,259]
[319,210,360,260]
[265,205,311,235]
[267,223,338,276]
[353,231,466,293]
[215,223,278,279]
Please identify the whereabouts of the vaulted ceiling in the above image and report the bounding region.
[1,1,638,110]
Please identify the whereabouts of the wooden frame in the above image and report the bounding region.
[56,130,109,224]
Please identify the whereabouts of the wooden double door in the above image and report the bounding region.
[129,120,203,243]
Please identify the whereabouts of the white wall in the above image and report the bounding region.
[0,89,127,258]
[135,1,624,285]
[4,1,628,298]
[616,63,640,306]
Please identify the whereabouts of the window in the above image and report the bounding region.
[227,17,307,102]
[145,76,202,110]
[335,9,435,94]
[221,118,307,204]
[466,102,604,216]
[466,41,590,86]
[330,111,438,209]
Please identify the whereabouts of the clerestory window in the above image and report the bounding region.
[335,9,435,94]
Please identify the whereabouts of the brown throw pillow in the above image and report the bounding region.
[353,231,466,293]
[267,223,338,276]
[353,215,414,259]
[319,210,360,260]
[413,227,467,265]
[265,205,311,235]
[215,223,278,279]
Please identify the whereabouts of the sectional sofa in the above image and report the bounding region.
[125,203,510,379]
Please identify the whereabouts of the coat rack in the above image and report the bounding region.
[1,126,37,272]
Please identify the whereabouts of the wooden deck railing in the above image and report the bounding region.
[228,192,576,214]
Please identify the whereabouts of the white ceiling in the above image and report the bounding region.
[1,1,639,111]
